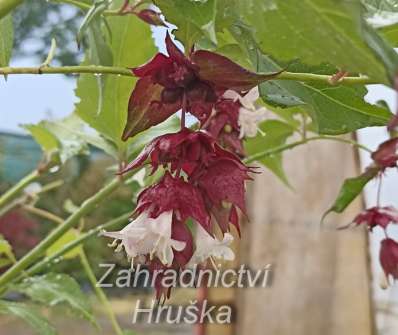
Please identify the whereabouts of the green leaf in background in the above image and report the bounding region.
[0,300,56,335]
[14,273,96,326]
[76,0,111,48]
[75,5,157,154]
[323,167,379,218]
[24,114,90,164]
[0,234,16,263]
[46,229,81,260]
[239,0,390,83]
[0,14,13,67]
[363,0,398,45]
[362,21,398,78]
[155,0,218,47]
[245,120,296,186]
[26,113,118,159]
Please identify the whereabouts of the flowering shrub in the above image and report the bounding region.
[1,0,398,333]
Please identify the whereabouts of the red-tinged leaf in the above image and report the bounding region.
[191,50,282,91]
[122,77,181,140]
[132,53,172,77]
[135,9,167,27]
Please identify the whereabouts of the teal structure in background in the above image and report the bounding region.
[0,132,41,184]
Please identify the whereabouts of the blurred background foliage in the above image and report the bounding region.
[13,1,82,65]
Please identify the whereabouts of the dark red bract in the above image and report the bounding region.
[371,138,398,169]
[192,157,252,234]
[204,97,244,156]
[122,33,281,140]
[352,206,398,231]
[121,128,245,177]
[135,172,212,234]
[380,238,398,281]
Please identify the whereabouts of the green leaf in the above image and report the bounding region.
[232,26,392,135]
[24,114,90,163]
[239,0,389,83]
[290,83,392,135]
[324,167,379,217]
[0,234,15,263]
[245,120,296,186]
[27,113,118,159]
[46,230,81,260]
[0,14,13,67]
[14,273,96,326]
[0,300,56,335]
[155,0,218,47]
[75,8,156,153]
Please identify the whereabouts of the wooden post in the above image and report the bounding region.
[237,139,374,335]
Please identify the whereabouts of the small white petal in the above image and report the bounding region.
[223,89,241,101]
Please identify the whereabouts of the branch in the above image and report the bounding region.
[0,170,39,209]
[24,212,130,277]
[22,205,64,225]
[0,65,378,85]
[79,249,124,335]
[244,135,372,164]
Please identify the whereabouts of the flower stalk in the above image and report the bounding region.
[79,249,124,335]
[244,135,372,164]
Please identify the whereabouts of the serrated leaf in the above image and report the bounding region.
[239,0,389,83]
[245,120,295,186]
[75,5,156,153]
[24,114,90,163]
[0,300,57,335]
[232,25,392,134]
[14,273,96,326]
[0,14,13,67]
[46,229,81,259]
[29,113,118,159]
[324,167,379,217]
[154,0,218,47]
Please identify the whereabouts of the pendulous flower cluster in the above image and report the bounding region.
[347,137,398,285]
[101,34,276,300]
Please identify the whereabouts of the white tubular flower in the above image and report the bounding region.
[223,86,268,139]
[101,211,185,267]
[188,224,235,268]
